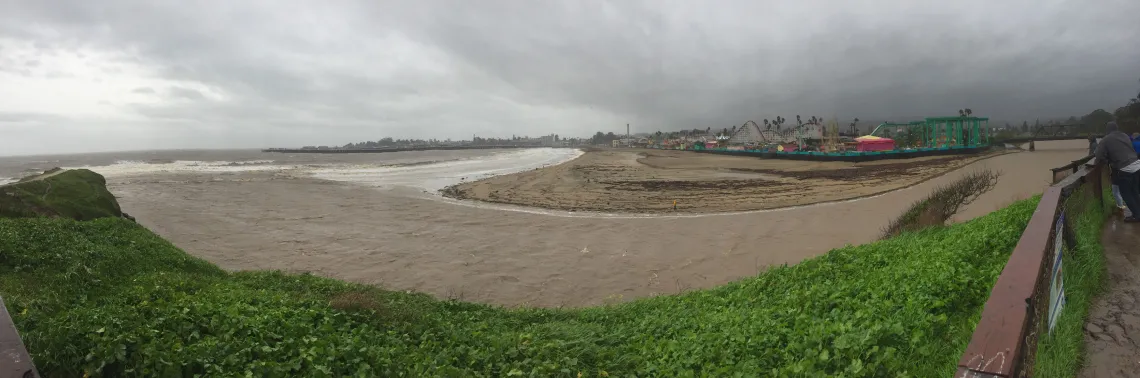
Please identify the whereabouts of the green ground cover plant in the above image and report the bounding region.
[1033,185,1111,377]
[0,170,1040,377]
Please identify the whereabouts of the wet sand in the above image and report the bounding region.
[108,141,1088,307]
[443,149,1005,213]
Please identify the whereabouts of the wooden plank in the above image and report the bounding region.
[957,187,1062,377]
[956,366,1004,378]
[0,296,39,378]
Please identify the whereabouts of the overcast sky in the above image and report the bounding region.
[1,0,1138,155]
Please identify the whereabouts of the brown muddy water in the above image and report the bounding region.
[0,141,1089,307]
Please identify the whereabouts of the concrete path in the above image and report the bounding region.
[1079,218,1140,377]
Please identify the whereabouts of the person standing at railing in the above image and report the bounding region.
[1094,122,1140,222]
[1093,134,1133,216]
[1125,133,1140,217]
[1094,134,1136,217]
[1133,132,1140,157]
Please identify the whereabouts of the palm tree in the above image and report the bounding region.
[796,115,802,125]
[763,119,770,130]
[706,126,711,134]
[965,108,973,117]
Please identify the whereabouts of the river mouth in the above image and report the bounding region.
[21,140,1088,307]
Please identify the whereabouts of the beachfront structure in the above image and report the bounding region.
[683,114,994,162]
[854,135,895,151]
[728,120,825,145]
[869,116,991,148]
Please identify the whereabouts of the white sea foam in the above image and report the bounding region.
[310,148,583,191]
[73,160,290,177]
[64,149,583,193]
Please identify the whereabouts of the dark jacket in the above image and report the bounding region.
[1095,131,1139,172]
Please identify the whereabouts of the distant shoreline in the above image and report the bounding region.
[262,145,573,154]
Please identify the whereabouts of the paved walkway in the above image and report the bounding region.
[1079,217,1140,377]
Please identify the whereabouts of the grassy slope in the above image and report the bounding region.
[1034,187,1111,377]
[0,169,122,220]
[0,192,1040,377]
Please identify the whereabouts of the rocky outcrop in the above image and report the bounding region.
[0,169,123,220]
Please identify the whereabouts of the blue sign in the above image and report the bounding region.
[1047,212,1066,334]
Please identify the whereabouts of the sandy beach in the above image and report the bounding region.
[442,148,1007,213]
[0,142,1087,307]
[4,141,1064,308]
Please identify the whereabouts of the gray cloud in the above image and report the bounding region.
[0,111,67,123]
[165,86,206,101]
[1,0,1139,155]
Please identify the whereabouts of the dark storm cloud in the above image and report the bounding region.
[1,0,1139,154]
[381,0,1140,125]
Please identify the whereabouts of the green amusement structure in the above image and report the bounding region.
[684,115,995,162]
[869,116,991,148]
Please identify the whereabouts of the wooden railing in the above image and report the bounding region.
[1049,155,1095,184]
[0,296,39,378]
[955,158,1104,377]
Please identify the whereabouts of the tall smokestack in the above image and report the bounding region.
[626,124,630,138]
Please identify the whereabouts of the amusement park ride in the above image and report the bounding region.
[727,117,829,147]
[724,115,993,150]
[686,112,1094,161]
[866,116,992,148]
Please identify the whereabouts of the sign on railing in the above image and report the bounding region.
[1047,212,1066,333]
[956,158,1103,377]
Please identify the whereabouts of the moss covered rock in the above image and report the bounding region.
[0,169,122,220]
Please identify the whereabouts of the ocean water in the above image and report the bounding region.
[0,148,582,192]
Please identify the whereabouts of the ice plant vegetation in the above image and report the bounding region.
[0,170,1039,376]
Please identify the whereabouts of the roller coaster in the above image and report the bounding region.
[728,120,825,145]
